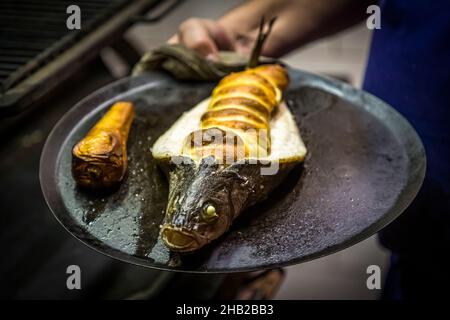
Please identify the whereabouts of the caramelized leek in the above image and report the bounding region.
[72,101,134,189]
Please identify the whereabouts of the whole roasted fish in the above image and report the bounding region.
[152,64,307,252]
[72,101,134,189]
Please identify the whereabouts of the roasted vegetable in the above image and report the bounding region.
[193,64,289,161]
[152,64,307,252]
[72,101,134,189]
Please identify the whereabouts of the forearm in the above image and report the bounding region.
[219,0,375,57]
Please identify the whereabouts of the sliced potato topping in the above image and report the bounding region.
[200,64,289,160]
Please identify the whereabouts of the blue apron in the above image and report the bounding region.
[363,0,450,299]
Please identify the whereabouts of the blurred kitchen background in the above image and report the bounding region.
[125,0,388,300]
[0,0,388,299]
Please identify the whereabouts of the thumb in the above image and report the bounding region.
[178,20,219,61]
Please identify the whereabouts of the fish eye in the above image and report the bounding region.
[202,204,218,221]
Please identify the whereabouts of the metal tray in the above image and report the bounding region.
[40,69,426,272]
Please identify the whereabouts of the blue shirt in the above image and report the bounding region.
[364,0,450,192]
[363,0,450,254]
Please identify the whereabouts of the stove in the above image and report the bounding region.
[0,0,169,117]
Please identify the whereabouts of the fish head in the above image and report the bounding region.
[160,157,252,252]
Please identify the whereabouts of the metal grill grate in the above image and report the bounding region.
[0,0,130,92]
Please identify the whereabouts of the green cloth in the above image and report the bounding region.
[132,44,249,81]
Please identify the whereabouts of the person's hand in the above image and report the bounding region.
[168,18,257,62]
[167,0,371,61]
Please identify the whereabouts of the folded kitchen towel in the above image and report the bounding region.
[132,44,249,81]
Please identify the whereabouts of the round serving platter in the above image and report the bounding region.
[40,69,425,272]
